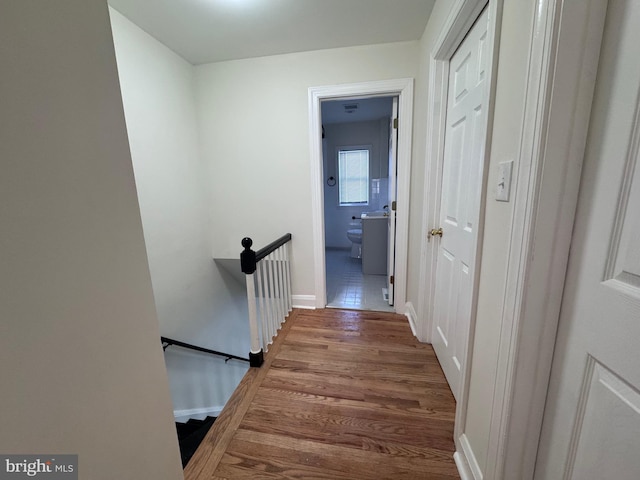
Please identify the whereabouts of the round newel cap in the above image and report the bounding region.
[241,237,253,249]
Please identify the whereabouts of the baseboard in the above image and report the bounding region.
[174,406,223,423]
[404,301,418,338]
[454,451,475,480]
[292,295,316,309]
[458,433,483,480]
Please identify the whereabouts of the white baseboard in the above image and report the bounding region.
[292,295,316,309]
[459,433,483,480]
[174,405,223,423]
[454,450,475,480]
[404,301,418,338]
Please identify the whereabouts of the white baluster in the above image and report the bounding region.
[245,273,261,361]
[256,260,268,352]
[276,246,286,325]
[273,248,282,327]
[267,253,277,345]
[284,241,292,312]
[262,257,273,348]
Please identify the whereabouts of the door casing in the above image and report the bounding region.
[308,79,414,313]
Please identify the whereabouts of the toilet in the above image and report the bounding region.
[347,221,362,258]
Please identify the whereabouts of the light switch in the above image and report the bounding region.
[496,161,513,202]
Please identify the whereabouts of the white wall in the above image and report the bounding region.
[323,119,390,248]
[109,8,249,418]
[0,1,182,478]
[195,42,419,301]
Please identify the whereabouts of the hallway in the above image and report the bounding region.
[185,308,458,479]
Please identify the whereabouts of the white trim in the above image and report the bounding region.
[454,450,476,480]
[291,295,316,309]
[308,79,414,313]
[459,433,483,480]
[174,406,223,423]
[485,1,607,479]
[404,301,418,338]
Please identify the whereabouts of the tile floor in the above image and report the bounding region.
[325,248,394,312]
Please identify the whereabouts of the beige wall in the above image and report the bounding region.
[194,42,420,299]
[0,1,182,478]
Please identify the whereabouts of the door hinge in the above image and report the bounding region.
[393,118,398,129]
[391,200,396,211]
[390,275,394,285]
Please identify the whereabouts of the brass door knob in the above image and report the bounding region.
[430,228,443,237]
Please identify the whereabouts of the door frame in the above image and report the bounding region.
[308,79,414,313]
[416,0,502,475]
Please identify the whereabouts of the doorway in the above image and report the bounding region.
[321,96,396,312]
[308,79,414,313]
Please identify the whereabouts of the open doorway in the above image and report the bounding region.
[321,96,396,312]
[308,79,414,314]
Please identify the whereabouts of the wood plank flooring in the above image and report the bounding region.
[184,308,459,479]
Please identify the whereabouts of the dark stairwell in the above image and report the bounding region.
[176,416,217,468]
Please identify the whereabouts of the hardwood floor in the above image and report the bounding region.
[185,308,459,479]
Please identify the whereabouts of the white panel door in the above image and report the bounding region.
[431,8,490,401]
[387,97,399,306]
[535,1,640,478]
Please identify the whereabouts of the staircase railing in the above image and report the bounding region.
[240,233,293,367]
[161,336,249,363]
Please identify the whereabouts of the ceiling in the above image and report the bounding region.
[107,0,435,65]
[322,97,393,125]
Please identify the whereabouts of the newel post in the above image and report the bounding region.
[241,237,264,367]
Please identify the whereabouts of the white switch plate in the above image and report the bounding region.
[496,160,513,202]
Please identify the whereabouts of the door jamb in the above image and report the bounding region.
[308,79,414,313]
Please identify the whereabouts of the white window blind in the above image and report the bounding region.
[338,149,369,205]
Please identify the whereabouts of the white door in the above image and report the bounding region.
[387,97,399,306]
[535,1,640,478]
[431,8,490,400]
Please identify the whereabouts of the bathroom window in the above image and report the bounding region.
[338,148,369,206]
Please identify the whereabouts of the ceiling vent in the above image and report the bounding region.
[343,103,359,114]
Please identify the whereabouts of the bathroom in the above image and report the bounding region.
[321,96,395,312]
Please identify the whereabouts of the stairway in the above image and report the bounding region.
[175,416,216,468]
